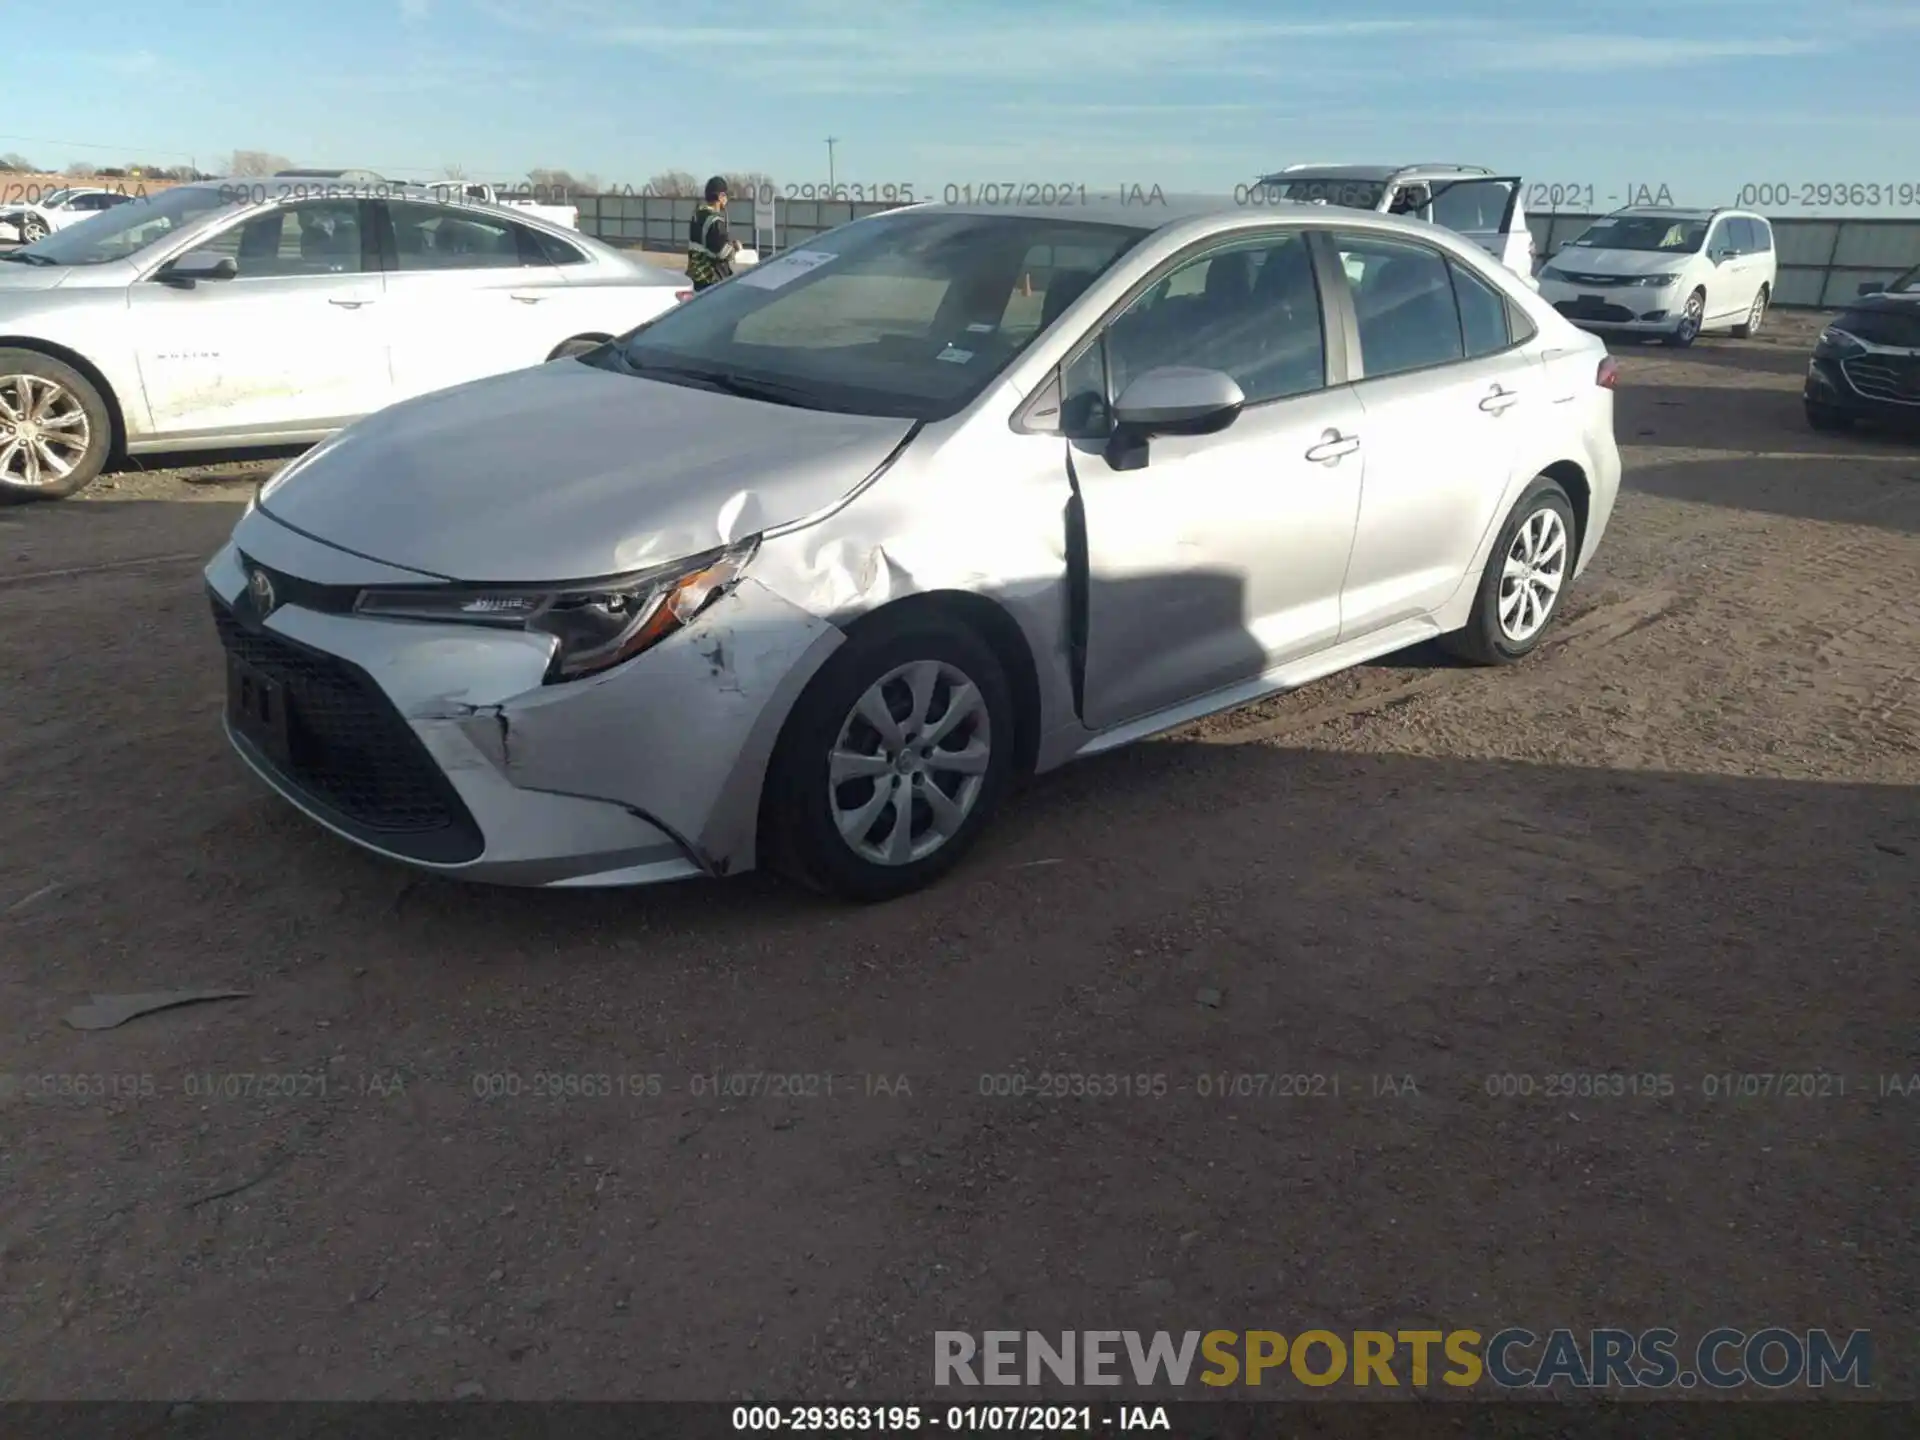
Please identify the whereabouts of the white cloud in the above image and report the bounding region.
[1451,34,1829,71]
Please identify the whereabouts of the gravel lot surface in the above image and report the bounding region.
[2,311,1916,1402]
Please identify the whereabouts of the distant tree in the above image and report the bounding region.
[646,169,699,197]
[525,167,601,195]
[442,161,467,180]
[96,167,128,179]
[66,161,97,178]
[230,150,292,177]
[0,152,32,172]
[725,170,776,202]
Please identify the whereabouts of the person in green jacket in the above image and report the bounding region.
[687,176,740,291]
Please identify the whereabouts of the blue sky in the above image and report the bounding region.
[6,0,1918,209]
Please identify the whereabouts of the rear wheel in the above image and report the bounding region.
[0,350,112,502]
[1805,402,1851,433]
[1440,477,1576,666]
[1662,289,1705,348]
[762,612,1015,902]
[1731,284,1768,340]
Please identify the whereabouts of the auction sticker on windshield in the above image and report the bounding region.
[737,249,837,290]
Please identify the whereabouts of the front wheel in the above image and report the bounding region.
[1662,289,1705,348]
[0,350,113,502]
[1440,478,1577,666]
[21,214,49,243]
[762,613,1016,902]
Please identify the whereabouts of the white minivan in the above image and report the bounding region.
[1250,164,1536,282]
[1536,207,1776,347]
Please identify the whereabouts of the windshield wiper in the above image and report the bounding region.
[624,358,829,410]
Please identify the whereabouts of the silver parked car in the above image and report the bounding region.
[205,198,1622,901]
[0,177,684,500]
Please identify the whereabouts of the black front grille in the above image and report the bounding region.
[1842,357,1920,406]
[211,596,484,862]
[1555,298,1636,323]
[1553,271,1626,287]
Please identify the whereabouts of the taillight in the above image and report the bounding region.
[674,289,693,303]
[1596,356,1619,390]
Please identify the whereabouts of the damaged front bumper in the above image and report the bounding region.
[204,515,844,887]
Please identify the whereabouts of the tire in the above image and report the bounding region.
[1805,402,1851,433]
[1731,285,1768,340]
[549,336,607,361]
[1661,289,1705,348]
[21,214,48,243]
[761,611,1016,902]
[0,349,113,502]
[1440,477,1577,666]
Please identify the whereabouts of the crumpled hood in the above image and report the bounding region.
[1546,247,1696,279]
[258,358,915,583]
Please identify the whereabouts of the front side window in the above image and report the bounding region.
[1725,218,1757,254]
[1333,234,1466,379]
[600,211,1146,420]
[386,201,532,270]
[1103,231,1327,406]
[198,200,365,277]
[1569,215,1708,254]
[1430,180,1515,233]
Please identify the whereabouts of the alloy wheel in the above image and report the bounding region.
[1747,290,1766,332]
[1498,507,1568,644]
[1676,293,1703,344]
[22,215,48,242]
[828,659,992,867]
[0,373,92,489]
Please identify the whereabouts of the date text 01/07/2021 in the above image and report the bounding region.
[729,1404,1171,1433]
[752,183,1170,207]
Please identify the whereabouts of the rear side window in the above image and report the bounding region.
[1333,233,1465,379]
[1748,218,1773,253]
[1448,258,1511,357]
[529,229,588,266]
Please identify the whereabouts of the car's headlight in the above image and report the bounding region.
[1537,264,1568,282]
[1627,273,1678,287]
[353,539,758,682]
[1812,327,1867,361]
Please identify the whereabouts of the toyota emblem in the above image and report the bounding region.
[246,566,276,615]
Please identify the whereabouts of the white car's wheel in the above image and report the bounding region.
[1441,477,1576,665]
[1663,289,1705,348]
[20,213,49,243]
[0,351,113,502]
[1731,285,1768,340]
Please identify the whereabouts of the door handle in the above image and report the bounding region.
[1480,386,1519,413]
[1304,431,1360,463]
[508,293,547,304]
[328,298,373,309]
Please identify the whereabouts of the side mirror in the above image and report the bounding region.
[159,250,238,287]
[1858,280,1886,296]
[1111,367,1245,437]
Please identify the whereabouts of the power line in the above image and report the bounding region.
[0,132,196,159]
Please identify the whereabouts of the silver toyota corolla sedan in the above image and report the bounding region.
[205,196,1621,901]
[0,177,683,500]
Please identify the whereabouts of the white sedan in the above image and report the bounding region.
[0,177,687,499]
[0,187,136,244]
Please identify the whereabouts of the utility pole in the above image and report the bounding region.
[826,137,838,189]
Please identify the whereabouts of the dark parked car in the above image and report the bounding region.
[1804,263,1920,432]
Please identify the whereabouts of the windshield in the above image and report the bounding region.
[597,211,1146,421]
[1261,178,1389,210]
[35,188,74,208]
[5,185,240,266]
[1569,215,1708,254]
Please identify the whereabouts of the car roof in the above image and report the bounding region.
[1608,206,1766,221]
[1255,163,1496,183]
[903,194,1490,246]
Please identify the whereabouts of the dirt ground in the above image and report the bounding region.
[1,311,1916,1403]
